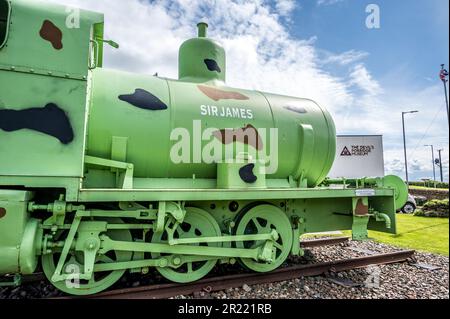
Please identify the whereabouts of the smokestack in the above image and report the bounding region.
[197,22,208,38]
[178,22,226,83]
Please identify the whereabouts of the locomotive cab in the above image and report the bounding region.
[0,0,104,276]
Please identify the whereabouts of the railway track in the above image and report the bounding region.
[52,237,410,299]
[3,237,414,299]
[84,249,414,299]
[300,236,350,248]
[0,237,347,290]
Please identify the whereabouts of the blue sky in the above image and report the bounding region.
[289,0,449,89]
[49,0,449,181]
[289,0,450,181]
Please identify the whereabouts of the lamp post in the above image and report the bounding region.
[437,149,444,182]
[440,64,449,127]
[424,144,436,182]
[402,110,418,187]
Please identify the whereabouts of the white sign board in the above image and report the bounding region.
[328,135,385,179]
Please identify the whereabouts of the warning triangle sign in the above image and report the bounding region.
[340,146,352,156]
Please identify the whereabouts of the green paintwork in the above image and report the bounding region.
[352,215,370,241]
[380,175,409,210]
[235,205,293,272]
[0,0,407,295]
[0,190,40,275]
[325,175,408,210]
[41,218,133,295]
[152,207,222,283]
[217,155,266,189]
[0,0,103,182]
[179,22,226,84]
[85,67,335,187]
[351,197,370,240]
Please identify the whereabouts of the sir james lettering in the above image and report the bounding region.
[200,105,254,119]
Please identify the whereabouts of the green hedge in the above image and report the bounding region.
[414,199,449,218]
[409,181,449,189]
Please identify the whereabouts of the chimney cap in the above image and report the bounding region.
[197,22,208,37]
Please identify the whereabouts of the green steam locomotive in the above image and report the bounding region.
[0,0,407,295]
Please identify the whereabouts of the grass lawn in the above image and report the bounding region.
[367,214,449,256]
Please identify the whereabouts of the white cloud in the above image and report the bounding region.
[48,0,355,111]
[317,0,344,6]
[321,50,369,66]
[384,146,449,182]
[274,0,297,16]
[348,64,382,96]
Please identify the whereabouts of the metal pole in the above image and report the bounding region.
[438,149,444,182]
[431,145,436,182]
[425,144,436,182]
[441,65,449,127]
[402,113,409,186]
[402,110,418,187]
[444,80,449,127]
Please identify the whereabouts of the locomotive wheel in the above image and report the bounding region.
[151,207,222,283]
[41,218,132,296]
[235,204,292,272]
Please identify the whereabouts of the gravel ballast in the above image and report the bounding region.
[177,240,449,300]
[1,239,448,299]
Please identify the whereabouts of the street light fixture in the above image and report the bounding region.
[424,144,436,182]
[402,110,418,187]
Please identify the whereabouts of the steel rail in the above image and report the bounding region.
[83,249,414,299]
[300,236,349,248]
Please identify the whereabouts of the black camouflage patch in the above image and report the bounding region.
[119,89,168,111]
[204,59,221,73]
[239,164,257,184]
[0,103,74,144]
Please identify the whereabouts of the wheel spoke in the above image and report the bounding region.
[177,229,186,237]
[273,242,283,250]
[251,218,264,233]
[187,262,193,273]
[98,255,114,263]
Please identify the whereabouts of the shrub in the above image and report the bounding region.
[414,199,449,218]
[414,195,427,206]
[413,209,425,217]
[423,199,449,209]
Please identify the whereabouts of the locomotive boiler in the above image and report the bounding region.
[0,0,408,295]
